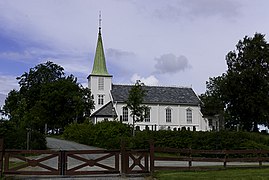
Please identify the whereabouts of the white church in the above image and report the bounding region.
[88,25,208,131]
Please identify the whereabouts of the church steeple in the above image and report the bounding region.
[91,12,110,76]
[88,13,112,113]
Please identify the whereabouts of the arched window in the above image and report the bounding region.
[122,107,128,122]
[166,108,172,123]
[98,77,104,90]
[98,94,104,105]
[186,108,192,124]
[145,107,151,122]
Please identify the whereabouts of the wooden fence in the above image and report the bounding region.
[1,138,269,177]
[150,141,269,172]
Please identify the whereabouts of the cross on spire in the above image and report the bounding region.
[99,11,102,33]
[90,11,110,76]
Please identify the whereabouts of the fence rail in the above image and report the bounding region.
[151,141,269,171]
[3,149,62,175]
[1,138,269,177]
[64,149,120,175]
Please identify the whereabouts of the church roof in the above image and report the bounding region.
[90,28,110,76]
[111,84,200,106]
[90,101,117,117]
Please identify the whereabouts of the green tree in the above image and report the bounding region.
[200,75,226,130]
[126,81,148,136]
[224,33,269,131]
[204,33,269,131]
[3,61,94,133]
[200,75,226,117]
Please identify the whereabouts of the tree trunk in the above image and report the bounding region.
[253,121,259,132]
[132,115,135,137]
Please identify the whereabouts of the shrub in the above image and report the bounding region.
[0,120,46,149]
[63,121,269,150]
[63,120,132,149]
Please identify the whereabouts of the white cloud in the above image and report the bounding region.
[151,0,241,21]
[106,48,135,58]
[105,48,138,80]
[0,75,19,94]
[154,53,191,74]
[181,0,241,18]
[0,93,7,107]
[0,0,95,50]
[0,0,268,96]
[0,51,34,62]
[42,52,90,75]
[131,73,159,86]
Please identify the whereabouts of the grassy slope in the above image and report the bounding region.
[155,168,269,180]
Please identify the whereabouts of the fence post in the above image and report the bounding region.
[258,150,262,167]
[224,150,227,168]
[60,150,66,176]
[121,139,126,177]
[0,138,3,177]
[188,148,192,168]
[149,140,154,176]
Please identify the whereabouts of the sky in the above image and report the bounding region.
[1,0,269,104]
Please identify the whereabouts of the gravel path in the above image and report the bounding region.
[46,137,148,180]
[46,137,102,151]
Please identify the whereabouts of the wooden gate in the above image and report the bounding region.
[0,140,149,177]
[121,141,149,175]
[63,149,120,175]
[3,150,62,175]
[123,150,149,174]
[2,149,121,176]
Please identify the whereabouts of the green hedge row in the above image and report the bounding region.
[63,120,132,149]
[63,121,269,150]
[131,130,269,150]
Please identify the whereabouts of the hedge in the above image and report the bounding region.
[0,120,46,150]
[63,121,269,150]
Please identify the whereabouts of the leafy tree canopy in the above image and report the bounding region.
[126,80,148,136]
[3,61,94,133]
[200,75,226,117]
[202,33,269,131]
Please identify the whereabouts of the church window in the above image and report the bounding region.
[145,108,150,122]
[98,77,104,90]
[186,108,192,123]
[98,94,104,105]
[122,107,128,122]
[208,119,213,126]
[166,108,172,123]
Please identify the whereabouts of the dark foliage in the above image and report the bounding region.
[201,33,269,131]
[126,81,148,136]
[0,120,46,149]
[2,61,94,133]
[63,121,132,149]
[63,121,269,150]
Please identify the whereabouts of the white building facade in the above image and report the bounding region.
[88,26,208,131]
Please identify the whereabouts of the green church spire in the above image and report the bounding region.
[91,13,110,76]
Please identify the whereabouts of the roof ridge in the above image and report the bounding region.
[112,83,191,89]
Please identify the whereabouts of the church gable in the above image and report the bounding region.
[90,101,117,117]
[111,84,200,106]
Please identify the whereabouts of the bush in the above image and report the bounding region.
[63,121,269,150]
[63,120,132,149]
[0,120,46,149]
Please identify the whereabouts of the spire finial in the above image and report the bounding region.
[99,11,102,33]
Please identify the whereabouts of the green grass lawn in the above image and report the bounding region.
[154,168,269,180]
